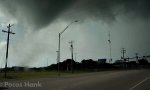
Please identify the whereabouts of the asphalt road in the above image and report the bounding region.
[1,69,150,90]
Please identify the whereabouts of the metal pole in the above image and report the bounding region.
[57,20,78,76]
[58,33,60,76]
[109,42,112,63]
[71,41,73,73]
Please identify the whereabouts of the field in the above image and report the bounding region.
[0,71,79,80]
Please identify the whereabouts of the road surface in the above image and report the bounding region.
[0,69,150,90]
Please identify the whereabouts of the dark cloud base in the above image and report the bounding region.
[0,0,150,29]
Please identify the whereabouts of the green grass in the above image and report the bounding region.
[0,71,83,81]
[0,69,113,81]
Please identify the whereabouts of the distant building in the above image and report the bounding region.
[114,60,124,63]
[113,60,124,67]
[98,59,106,64]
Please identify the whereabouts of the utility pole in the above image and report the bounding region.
[2,24,15,78]
[56,50,60,75]
[135,53,139,63]
[69,40,74,73]
[121,48,126,60]
[108,31,112,63]
[121,48,126,68]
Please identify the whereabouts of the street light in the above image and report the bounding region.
[57,20,78,76]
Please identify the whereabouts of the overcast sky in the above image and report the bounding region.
[0,0,150,67]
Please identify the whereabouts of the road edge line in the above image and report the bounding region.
[129,76,150,90]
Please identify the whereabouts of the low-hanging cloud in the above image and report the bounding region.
[0,0,150,30]
[0,0,75,30]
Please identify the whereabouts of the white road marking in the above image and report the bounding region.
[129,76,150,90]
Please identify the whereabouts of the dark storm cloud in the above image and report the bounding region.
[62,0,150,22]
[0,0,75,29]
[122,0,150,19]
[0,0,150,29]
